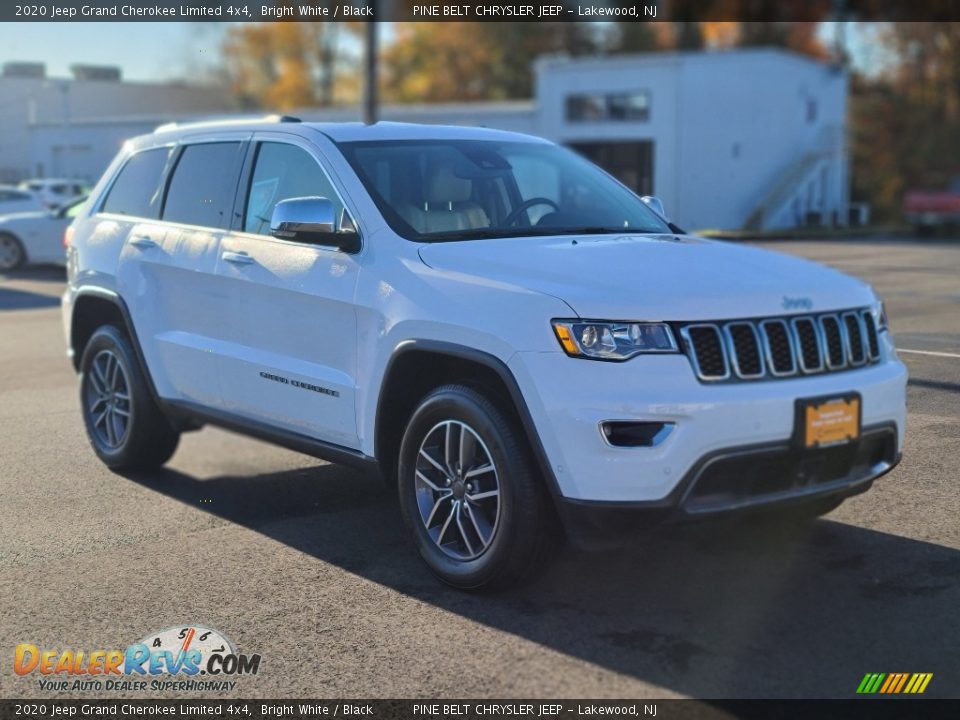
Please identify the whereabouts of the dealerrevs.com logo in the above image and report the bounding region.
[14,625,260,693]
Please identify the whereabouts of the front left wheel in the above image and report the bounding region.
[79,325,180,470]
[397,384,555,591]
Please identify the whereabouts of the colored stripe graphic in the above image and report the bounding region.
[879,674,895,693]
[857,672,933,694]
[893,673,909,693]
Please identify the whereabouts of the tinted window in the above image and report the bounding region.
[0,189,31,201]
[163,142,243,229]
[244,142,343,235]
[102,147,171,219]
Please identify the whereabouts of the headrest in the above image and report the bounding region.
[425,160,473,205]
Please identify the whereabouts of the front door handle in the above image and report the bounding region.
[222,251,254,265]
[129,236,157,249]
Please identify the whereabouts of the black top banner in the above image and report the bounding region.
[4,0,960,23]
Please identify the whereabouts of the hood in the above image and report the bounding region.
[418,234,875,321]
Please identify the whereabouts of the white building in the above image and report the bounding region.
[15,49,848,231]
[0,62,235,184]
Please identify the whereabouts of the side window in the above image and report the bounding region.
[244,142,343,236]
[163,142,243,229]
[101,147,171,219]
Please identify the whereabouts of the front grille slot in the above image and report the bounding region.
[843,312,867,365]
[819,315,846,368]
[725,322,764,378]
[760,319,796,376]
[862,310,881,360]
[679,307,882,383]
[683,325,728,380]
[792,317,824,372]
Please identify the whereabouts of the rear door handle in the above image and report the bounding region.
[129,236,157,249]
[222,251,254,265]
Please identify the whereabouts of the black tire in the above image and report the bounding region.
[79,325,179,470]
[398,384,554,591]
[0,232,25,271]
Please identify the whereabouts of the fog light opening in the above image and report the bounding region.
[601,421,674,448]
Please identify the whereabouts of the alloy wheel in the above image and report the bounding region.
[414,420,501,561]
[84,349,132,449]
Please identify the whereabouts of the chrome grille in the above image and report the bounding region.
[679,308,882,382]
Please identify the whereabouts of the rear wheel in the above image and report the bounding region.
[398,384,554,591]
[79,325,179,470]
[0,232,25,271]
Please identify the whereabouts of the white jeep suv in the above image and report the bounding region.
[63,118,907,590]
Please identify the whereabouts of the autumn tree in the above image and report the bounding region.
[849,22,960,218]
[222,21,358,110]
[383,23,601,103]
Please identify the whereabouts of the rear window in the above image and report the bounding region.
[101,147,171,219]
[0,189,32,202]
[163,142,244,229]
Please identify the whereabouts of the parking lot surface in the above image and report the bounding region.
[0,237,957,699]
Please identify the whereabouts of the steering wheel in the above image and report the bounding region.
[503,197,560,227]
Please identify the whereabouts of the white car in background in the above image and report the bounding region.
[18,178,89,210]
[0,185,44,216]
[0,196,85,270]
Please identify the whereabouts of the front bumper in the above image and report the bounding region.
[508,339,907,537]
[554,423,899,548]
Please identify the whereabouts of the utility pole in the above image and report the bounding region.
[362,2,378,125]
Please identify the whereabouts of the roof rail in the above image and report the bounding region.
[154,114,302,133]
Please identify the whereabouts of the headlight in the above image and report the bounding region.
[875,301,889,331]
[552,320,678,360]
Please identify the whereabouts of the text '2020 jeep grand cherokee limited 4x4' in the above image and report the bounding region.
[63,118,907,590]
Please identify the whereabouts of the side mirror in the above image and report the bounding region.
[641,195,667,220]
[270,196,361,253]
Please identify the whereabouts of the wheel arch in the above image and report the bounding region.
[374,340,562,500]
[69,288,165,410]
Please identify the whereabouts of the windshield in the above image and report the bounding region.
[337,139,672,242]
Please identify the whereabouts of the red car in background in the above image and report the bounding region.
[904,178,960,233]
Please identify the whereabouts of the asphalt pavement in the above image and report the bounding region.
[0,237,957,700]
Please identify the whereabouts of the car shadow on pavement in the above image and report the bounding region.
[0,286,61,310]
[128,463,960,699]
[0,266,67,283]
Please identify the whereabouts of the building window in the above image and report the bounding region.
[566,91,650,123]
[568,141,654,196]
